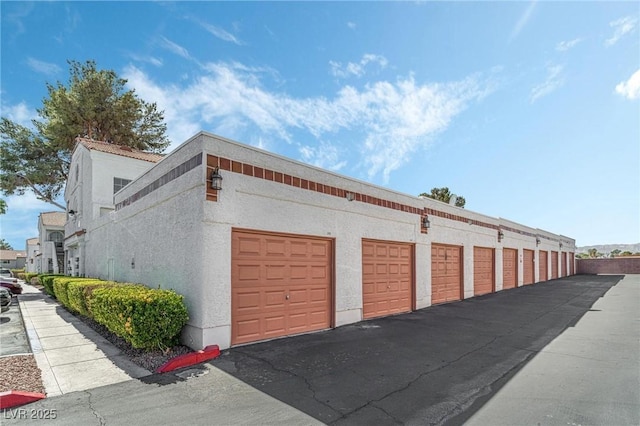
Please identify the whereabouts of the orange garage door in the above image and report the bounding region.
[503,248,518,289]
[561,253,567,277]
[568,253,574,276]
[362,240,413,319]
[432,244,462,304]
[551,251,558,279]
[538,251,548,282]
[523,249,535,285]
[231,230,332,345]
[474,247,494,296]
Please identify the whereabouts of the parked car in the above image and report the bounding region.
[0,279,22,295]
[0,269,14,279]
[0,287,10,313]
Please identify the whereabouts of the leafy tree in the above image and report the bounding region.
[575,253,590,259]
[610,249,621,258]
[0,199,5,215]
[419,187,466,208]
[1,60,170,209]
[620,251,633,256]
[587,248,599,258]
[0,239,13,250]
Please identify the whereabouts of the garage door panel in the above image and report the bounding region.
[539,252,548,282]
[502,248,518,290]
[236,292,261,310]
[523,249,534,285]
[237,237,261,255]
[362,240,413,320]
[474,247,494,296]
[551,251,558,279]
[432,244,463,304]
[237,264,261,281]
[232,230,332,345]
[266,239,286,256]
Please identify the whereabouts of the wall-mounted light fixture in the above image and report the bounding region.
[346,192,355,202]
[68,209,76,217]
[498,230,505,242]
[536,237,541,246]
[559,242,563,250]
[131,257,135,269]
[422,215,431,229]
[210,167,223,190]
[467,219,473,225]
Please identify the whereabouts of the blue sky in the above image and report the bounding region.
[1,1,638,251]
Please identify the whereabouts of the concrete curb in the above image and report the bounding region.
[0,391,46,409]
[156,345,220,373]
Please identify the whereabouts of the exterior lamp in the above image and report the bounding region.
[422,216,431,229]
[498,230,504,242]
[345,192,355,202]
[559,242,563,250]
[68,210,76,217]
[210,167,223,190]
[536,237,541,246]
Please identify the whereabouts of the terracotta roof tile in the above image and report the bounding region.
[76,138,164,163]
[0,250,26,260]
[40,211,66,227]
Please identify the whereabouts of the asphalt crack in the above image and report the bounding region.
[85,390,106,426]
[328,335,502,425]
[234,349,343,419]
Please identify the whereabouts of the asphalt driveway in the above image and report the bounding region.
[3,274,637,425]
[211,274,635,425]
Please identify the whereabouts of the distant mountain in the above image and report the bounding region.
[576,243,640,254]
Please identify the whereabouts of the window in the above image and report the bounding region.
[48,231,64,243]
[114,177,132,194]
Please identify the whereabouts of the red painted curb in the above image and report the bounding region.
[0,391,46,409]
[155,345,221,373]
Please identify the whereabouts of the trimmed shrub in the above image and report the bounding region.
[53,277,101,309]
[24,273,38,282]
[10,269,24,277]
[91,286,189,350]
[39,274,65,296]
[67,280,117,316]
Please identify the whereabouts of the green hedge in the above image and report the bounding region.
[53,277,103,309]
[67,281,115,316]
[91,286,189,350]
[21,272,38,282]
[39,274,65,296]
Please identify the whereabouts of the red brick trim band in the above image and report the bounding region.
[206,154,560,243]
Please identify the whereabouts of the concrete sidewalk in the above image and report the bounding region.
[18,283,150,397]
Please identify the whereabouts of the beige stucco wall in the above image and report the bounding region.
[78,131,576,350]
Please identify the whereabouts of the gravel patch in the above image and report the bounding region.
[0,355,45,394]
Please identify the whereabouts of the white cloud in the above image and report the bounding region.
[128,53,163,67]
[605,16,637,46]
[347,21,357,30]
[0,101,36,127]
[26,57,61,76]
[199,21,243,45]
[531,64,564,103]
[122,62,491,181]
[159,36,191,60]
[510,1,537,41]
[330,54,388,79]
[615,69,640,100]
[556,38,582,52]
[299,142,347,171]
